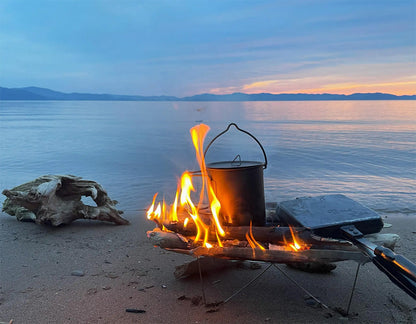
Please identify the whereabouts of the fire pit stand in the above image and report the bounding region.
[195,255,365,316]
[219,262,330,309]
[196,257,365,316]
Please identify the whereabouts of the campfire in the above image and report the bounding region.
[146,123,308,252]
[145,123,416,302]
[145,123,387,265]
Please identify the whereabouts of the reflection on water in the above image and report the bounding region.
[242,100,416,123]
[0,100,415,217]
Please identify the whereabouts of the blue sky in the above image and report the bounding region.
[1,0,415,96]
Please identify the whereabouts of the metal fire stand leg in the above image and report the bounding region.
[346,262,361,315]
[198,259,360,313]
[223,262,327,309]
[197,256,207,305]
[223,263,274,303]
[272,264,329,309]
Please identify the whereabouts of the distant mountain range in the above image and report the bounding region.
[0,86,415,101]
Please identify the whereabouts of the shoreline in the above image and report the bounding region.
[1,213,415,323]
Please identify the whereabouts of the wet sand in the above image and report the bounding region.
[1,213,415,323]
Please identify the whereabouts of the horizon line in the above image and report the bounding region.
[1,85,415,98]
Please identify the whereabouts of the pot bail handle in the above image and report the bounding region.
[204,123,268,169]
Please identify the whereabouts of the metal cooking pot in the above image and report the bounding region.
[204,123,267,226]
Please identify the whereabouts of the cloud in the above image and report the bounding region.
[1,1,415,96]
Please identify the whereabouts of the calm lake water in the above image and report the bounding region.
[0,100,415,218]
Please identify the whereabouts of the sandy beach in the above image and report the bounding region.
[1,212,415,324]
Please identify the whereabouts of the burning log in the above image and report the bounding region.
[2,175,129,226]
[162,219,303,244]
[151,214,358,250]
[147,228,399,265]
[190,245,368,263]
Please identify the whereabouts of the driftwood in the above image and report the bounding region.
[147,228,189,249]
[163,221,301,245]
[162,221,359,250]
[147,228,399,265]
[174,257,244,279]
[2,175,129,226]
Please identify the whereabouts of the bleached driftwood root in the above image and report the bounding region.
[2,175,129,226]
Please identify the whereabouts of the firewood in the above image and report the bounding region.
[174,257,242,279]
[191,245,370,263]
[163,220,298,244]
[157,217,301,244]
[147,228,189,249]
[2,175,129,226]
[152,214,400,251]
[146,229,365,263]
[147,228,399,265]
[159,220,353,249]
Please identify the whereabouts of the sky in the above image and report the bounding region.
[0,0,415,96]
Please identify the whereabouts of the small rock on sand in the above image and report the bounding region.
[71,270,85,277]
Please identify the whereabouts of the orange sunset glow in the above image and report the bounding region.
[208,62,416,96]
[210,79,416,96]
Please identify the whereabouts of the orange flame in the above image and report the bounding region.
[244,222,265,258]
[247,221,265,250]
[147,193,159,219]
[146,123,285,253]
[285,225,309,251]
[146,123,225,248]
